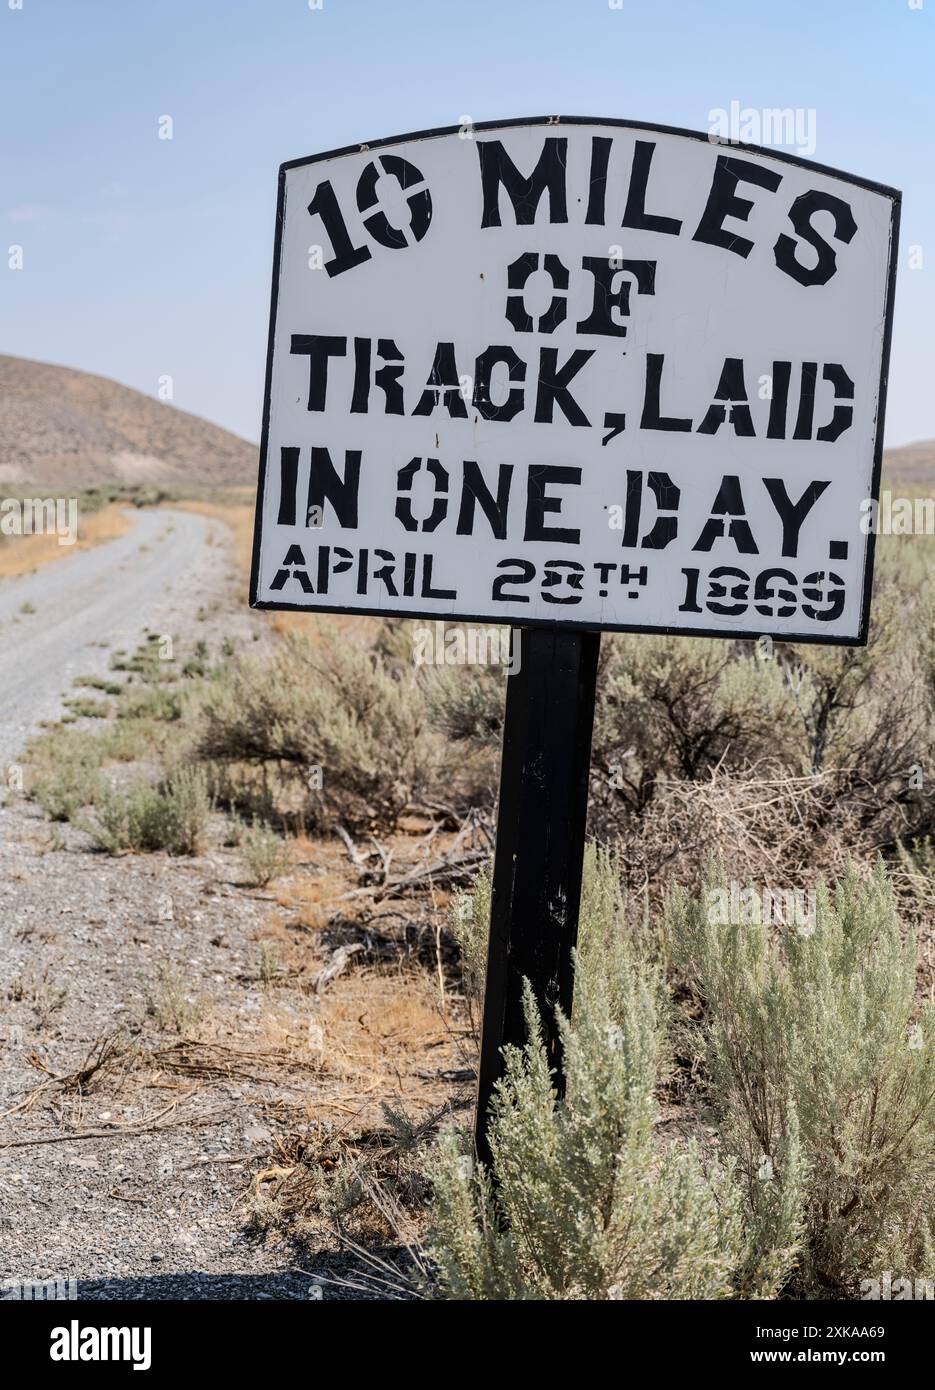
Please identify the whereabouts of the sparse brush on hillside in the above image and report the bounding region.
[0,352,256,488]
[199,630,444,833]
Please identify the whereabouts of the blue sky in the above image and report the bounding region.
[1,0,931,446]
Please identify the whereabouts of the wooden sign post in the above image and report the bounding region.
[474,626,600,1165]
[250,118,899,1163]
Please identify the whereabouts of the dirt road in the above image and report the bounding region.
[0,509,221,770]
[0,511,348,1301]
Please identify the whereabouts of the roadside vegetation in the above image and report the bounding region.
[0,482,237,579]
[424,859,935,1300]
[0,489,131,579]
[19,517,935,1301]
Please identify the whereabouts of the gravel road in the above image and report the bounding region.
[0,513,368,1301]
[0,508,219,770]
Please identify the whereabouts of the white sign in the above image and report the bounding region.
[251,118,899,643]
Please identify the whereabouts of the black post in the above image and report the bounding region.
[474,625,601,1167]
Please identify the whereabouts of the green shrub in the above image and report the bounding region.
[117,685,183,723]
[82,767,212,856]
[144,961,205,1035]
[450,864,491,1030]
[241,819,290,887]
[110,634,175,682]
[74,675,124,697]
[425,661,506,746]
[426,970,748,1300]
[668,863,935,1297]
[63,697,111,719]
[896,834,935,882]
[182,638,212,679]
[593,635,801,809]
[436,852,935,1299]
[29,729,104,821]
[95,720,161,763]
[199,631,442,832]
[438,850,801,1299]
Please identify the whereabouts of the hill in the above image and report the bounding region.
[0,354,257,489]
[882,438,935,488]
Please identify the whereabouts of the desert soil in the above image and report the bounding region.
[0,509,457,1300]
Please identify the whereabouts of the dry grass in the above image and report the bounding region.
[263,835,349,929]
[239,956,469,1249]
[219,826,475,1246]
[274,826,463,930]
[232,821,474,1120]
[624,765,868,888]
[318,969,457,1101]
[0,503,131,579]
[278,868,361,931]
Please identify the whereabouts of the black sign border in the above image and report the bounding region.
[250,116,901,647]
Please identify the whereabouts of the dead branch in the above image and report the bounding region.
[310,943,365,994]
[1,1102,238,1151]
[337,848,487,905]
[334,823,368,868]
[0,1032,135,1124]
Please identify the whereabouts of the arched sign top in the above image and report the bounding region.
[251,117,900,644]
[278,115,902,201]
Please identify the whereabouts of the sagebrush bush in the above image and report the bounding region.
[451,844,650,1025]
[117,685,183,723]
[29,729,103,821]
[425,660,506,747]
[668,863,935,1297]
[241,818,290,886]
[426,970,749,1300]
[199,631,443,832]
[593,635,800,805]
[82,766,212,855]
[434,851,935,1299]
